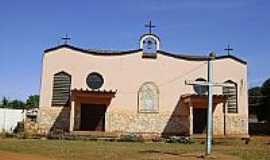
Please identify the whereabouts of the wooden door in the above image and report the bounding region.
[80,104,106,131]
[193,108,207,134]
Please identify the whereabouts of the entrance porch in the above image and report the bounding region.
[180,94,226,136]
[69,89,116,132]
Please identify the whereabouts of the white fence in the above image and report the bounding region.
[0,108,25,133]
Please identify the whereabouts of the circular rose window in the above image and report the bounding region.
[86,72,104,89]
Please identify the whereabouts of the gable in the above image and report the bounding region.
[44,44,247,65]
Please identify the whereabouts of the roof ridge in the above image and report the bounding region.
[44,44,142,55]
[44,44,246,64]
[87,48,131,53]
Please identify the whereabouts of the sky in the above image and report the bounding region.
[0,0,270,101]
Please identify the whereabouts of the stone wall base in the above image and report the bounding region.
[106,111,190,136]
[37,107,70,134]
[37,107,248,137]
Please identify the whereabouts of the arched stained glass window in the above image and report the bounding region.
[138,82,159,113]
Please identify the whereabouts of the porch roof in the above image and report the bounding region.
[181,94,227,108]
[71,88,117,99]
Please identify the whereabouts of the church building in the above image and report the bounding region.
[38,24,249,138]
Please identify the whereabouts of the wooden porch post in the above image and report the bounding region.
[69,100,75,132]
[189,105,193,136]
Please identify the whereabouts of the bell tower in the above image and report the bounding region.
[139,20,160,58]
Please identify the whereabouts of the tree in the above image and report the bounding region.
[26,95,39,109]
[248,87,263,116]
[7,100,26,109]
[248,78,270,122]
[261,79,270,96]
[0,97,9,108]
[260,78,270,121]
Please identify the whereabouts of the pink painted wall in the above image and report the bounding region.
[38,46,248,137]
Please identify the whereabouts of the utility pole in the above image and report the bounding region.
[206,52,215,155]
[185,52,233,155]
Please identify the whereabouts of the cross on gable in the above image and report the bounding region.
[61,34,71,44]
[224,44,234,55]
[145,20,156,34]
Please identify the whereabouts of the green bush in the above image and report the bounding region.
[165,136,194,144]
[0,130,16,138]
[118,133,144,142]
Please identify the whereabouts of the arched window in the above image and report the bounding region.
[52,71,71,106]
[223,80,238,113]
[138,82,159,113]
[193,78,208,95]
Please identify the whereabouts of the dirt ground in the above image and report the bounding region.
[0,150,241,160]
[0,151,50,160]
[0,136,269,160]
[132,151,242,160]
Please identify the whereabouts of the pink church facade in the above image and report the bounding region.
[38,33,249,138]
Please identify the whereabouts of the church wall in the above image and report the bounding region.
[38,48,248,137]
[105,110,190,136]
[105,98,191,135]
[213,59,249,137]
[38,107,70,134]
[213,103,225,136]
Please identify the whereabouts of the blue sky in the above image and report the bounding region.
[1,0,270,101]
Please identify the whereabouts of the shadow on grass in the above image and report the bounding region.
[139,150,179,156]
[138,150,204,159]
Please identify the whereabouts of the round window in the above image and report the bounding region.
[86,72,104,89]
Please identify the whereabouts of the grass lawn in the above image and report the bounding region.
[0,137,269,160]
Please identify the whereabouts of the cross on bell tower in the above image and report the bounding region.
[61,33,71,44]
[145,20,156,34]
[224,44,234,55]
